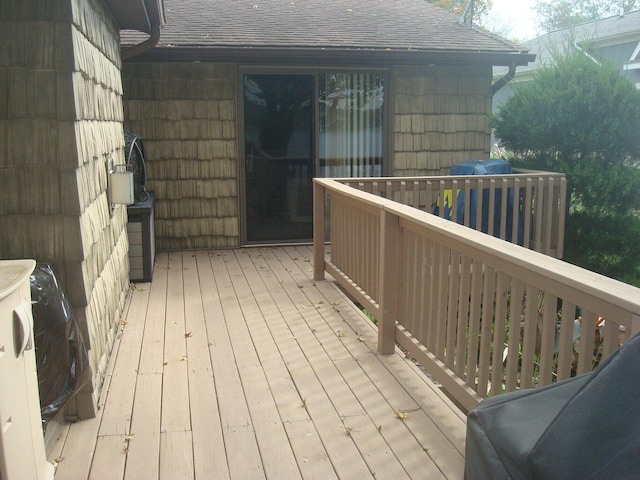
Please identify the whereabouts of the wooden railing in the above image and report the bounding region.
[339,169,567,258]
[313,178,640,412]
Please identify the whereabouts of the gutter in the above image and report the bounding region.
[123,45,536,68]
[492,63,517,95]
[121,23,162,61]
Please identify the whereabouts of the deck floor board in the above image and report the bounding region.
[49,247,466,479]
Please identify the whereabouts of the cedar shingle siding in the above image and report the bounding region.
[122,63,493,249]
[393,65,492,176]
[123,63,239,250]
[0,0,130,412]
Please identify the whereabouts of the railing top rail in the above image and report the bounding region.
[331,170,565,184]
[314,177,640,322]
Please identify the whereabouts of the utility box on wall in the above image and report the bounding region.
[127,192,155,282]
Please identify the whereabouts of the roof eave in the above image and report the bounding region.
[123,45,535,67]
[105,0,166,34]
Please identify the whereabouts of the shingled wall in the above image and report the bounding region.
[392,65,493,176]
[121,62,493,247]
[122,63,239,250]
[0,0,130,413]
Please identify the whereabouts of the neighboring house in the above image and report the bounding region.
[0,0,164,418]
[493,9,640,115]
[120,0,534,248]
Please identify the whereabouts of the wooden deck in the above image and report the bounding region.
[47,246,466,479]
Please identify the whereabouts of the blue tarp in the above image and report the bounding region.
[438,159,523,245]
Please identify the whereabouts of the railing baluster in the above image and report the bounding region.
[534,177,545,253]
[520,284,540,389]
[456,255,472,378]
[505,279,524,393]
[416,237,429,349]
[435,243,449,358]
[463,179,471,228]
[476,178,484,233]
[523,178,533,249]
[557,177,567,258]
[477,266,497,397]
[487,178,496,237]
[512,178,521,245]
[466,258,484,390]
[445,250,461,370]
[600,317,620,364]
[537,293,558,387]
[450,179,458,223]
[499,178,509,240]
[577,309,597,375]
[314,174,640,410]
[556,300,576,381]
[426,238,439,352]
[491,272,509,396]
[544,177,555,257]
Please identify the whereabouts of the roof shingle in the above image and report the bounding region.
[122,0,532,64]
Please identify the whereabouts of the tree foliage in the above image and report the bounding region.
[427,0,493,25]
[535,0,638,31]
[493,51,640,284]
[495,51,640,212]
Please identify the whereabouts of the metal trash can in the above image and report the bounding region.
[127,191,156,282]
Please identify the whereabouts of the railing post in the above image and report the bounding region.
[378,208,400,355]
[313,180,326,281]
[557,176,567,259]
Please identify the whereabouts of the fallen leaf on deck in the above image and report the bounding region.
[395,411,409,421]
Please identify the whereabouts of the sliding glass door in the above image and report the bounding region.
[242,70,386,244]
[319,73,384,178]
[244,74,314,242]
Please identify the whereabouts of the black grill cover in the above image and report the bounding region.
[465,332,640,480]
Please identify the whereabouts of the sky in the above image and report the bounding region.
[485,0,542,42]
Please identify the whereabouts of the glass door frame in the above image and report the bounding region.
[237,66,391,246]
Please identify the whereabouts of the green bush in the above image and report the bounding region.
[493,50,640,285]
[564,211,640,286]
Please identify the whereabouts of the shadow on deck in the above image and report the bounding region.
[48,246,466,480]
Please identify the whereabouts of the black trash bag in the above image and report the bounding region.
[465,331,640,480]
[30,263,91,432]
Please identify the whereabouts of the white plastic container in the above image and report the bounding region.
[0,260,54,480]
